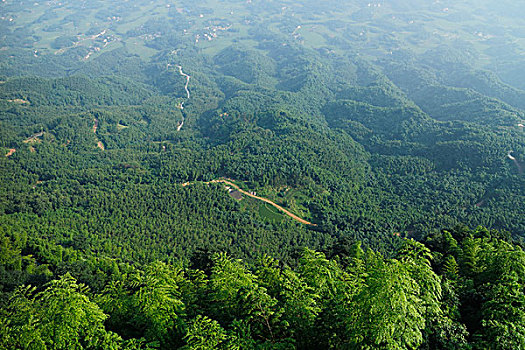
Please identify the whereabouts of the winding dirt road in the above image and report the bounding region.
[167,64,191,131]
[176,65,191,99]
[208,179,316,226]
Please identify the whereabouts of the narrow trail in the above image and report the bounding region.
[185,179,316,226]
[177,115,184,131]
[93,118,105,150]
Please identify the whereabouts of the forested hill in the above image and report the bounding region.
[0,0,525,348]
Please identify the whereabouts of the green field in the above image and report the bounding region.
[258,202,284,222]
[4,0,525,73]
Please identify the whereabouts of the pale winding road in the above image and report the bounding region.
[168,64,191,131]
[184,179,316,226]
[176,65,191,99]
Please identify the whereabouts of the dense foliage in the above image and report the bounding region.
[1,0,524,348]
[1,226,524,349]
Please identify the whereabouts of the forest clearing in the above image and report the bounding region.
[208,179,315,225]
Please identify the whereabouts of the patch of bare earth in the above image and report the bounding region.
[8,99,29,104]
[117,123,129,131]
[32,180,43,189]
[5,148,15,157]
[97,141,105,150]
[211,179,316,226]
[23,132,44,144]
